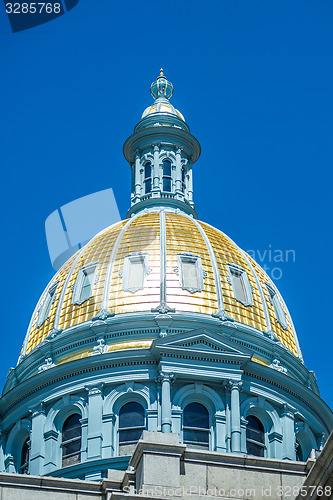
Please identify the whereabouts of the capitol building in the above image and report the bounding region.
[0,71,332,500]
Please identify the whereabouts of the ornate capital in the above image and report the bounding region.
[30,402,46,418]
[153,144,160,152]
[86,384,104,397]
[228,380,243,392]
[156,372,174,384]
[281,403,294,419]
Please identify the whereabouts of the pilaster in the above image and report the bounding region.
[29,403,46,475]
[214,412,227,452]
[269,431,283,458]
[4,455,15,473]
[86,385,104,460]
[281,404,296,460]
[44,429,58,473]
[102,413,115,459]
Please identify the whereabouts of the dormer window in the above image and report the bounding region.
[176,253,205,293]
[72,263,98,305]
[227,263,253,306]
[162,159,172,192]
[36,282,58,327]
[121,253,150,293]
[266,283,288,329]
[144,162,152,194]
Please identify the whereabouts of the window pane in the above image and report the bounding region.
[80,271,95,302]
[62,453,80,467]
[62,439,81,457]
[183,403,209,428]
[20,439,29,473]
[144,162,151,179]
[119,428,143,443]
[62,414,81,442]
[43,293,53,319]
[145,178,151,194]
[163,160,172,176]
[231,271,247,302]
[163,177,172,192]
[128,258,145,290]
[246,416,265,457]
[296,441,303,461]
[62,414,81,466]
[119,402,145,428]
[182,260,199,289]
[246,416,264,442]
[247,441,264,457]
[181,167,185,183]
[183,429,209,445]
[272,295,286,324]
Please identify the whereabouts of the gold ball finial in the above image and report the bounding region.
[160,68,164,77]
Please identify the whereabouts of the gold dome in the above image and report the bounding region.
[22,211,300,360]
[141,102,185,121]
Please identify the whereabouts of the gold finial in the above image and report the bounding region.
[160,68,164,77]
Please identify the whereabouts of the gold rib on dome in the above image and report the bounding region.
[23,212,299,359]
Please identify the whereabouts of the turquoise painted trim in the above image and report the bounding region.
[48,456,130,479]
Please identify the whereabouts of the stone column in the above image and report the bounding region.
[158,372,173,433]
[29,403,46,475]
[229,381,242,453]
[152,144,161,195]
[281,404,296,460]
[134,150,141,200]
[175,147,183,198]
[86,385,103,460]
[188,164,193,203]
[225,401,231,453]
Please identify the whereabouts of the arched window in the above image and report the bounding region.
[246,415,265,457]
[119,402,145,444]
[296,440,303,461]
[183,402,209,449]
[144,162,152,194]
[20,438,29,474]
[162,159,172,192]
[62,414,81,467]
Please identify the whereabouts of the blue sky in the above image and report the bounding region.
[0,0,332,409]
